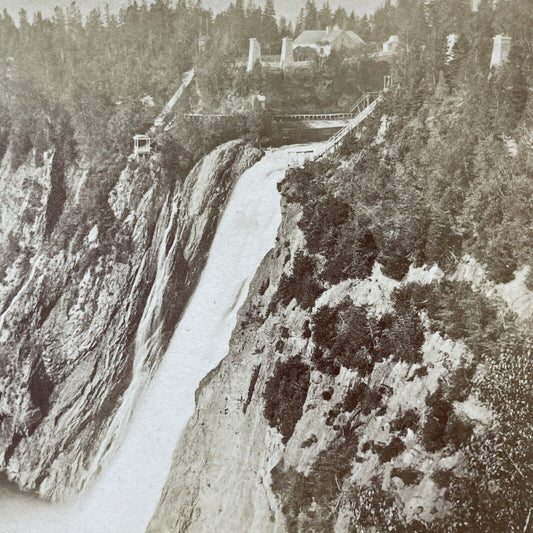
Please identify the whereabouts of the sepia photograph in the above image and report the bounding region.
[0,0,531,531]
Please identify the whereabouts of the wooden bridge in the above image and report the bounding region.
[275,92,382,123]
[274,112,355,122]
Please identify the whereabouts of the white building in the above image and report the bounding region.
[292,26,366,57]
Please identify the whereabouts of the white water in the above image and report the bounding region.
[0,144,316,533]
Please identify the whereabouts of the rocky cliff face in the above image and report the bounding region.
[0,140,261,501]
[148,170,532,532]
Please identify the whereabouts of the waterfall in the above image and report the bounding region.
[0,144,318,533]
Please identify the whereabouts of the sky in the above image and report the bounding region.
[0,0,386,23]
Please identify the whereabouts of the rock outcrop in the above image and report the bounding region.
[148,172,528,532]
[0,140,261,501]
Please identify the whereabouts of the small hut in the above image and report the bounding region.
[133,135,151,158]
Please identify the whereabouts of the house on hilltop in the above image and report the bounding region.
[293,26,366,57]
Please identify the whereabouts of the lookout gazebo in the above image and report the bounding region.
[133,134,151,158]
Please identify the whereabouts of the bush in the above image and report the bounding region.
[271,431,359,533]
[263,357,310,443]
[444,413,473,451]
[271,251,324,311]
[312,300,378,375]
[378,235,412,281]
[270,461,310,533]
[313,298,425,376]
[311,305,338,350]
[394,280,505,360]
[391,408,420,436]
[298,194,352,255]
[423,387,452,452]
[375,437,406,463]
[424,210,462,269]
[320,216,378,284]
[483,234,518,284]
[342,382,383,415]
[391,467,423,486]
[298,192,378,285]
[430,281,504,358]
[375,309,425,364]
[431,468,453,489]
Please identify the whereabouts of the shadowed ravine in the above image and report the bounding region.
[0,144,318,533]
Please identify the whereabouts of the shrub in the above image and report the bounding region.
[320,216,378,284]
[330,305,375,372]
[312,300,381,376]
[342,382,383,415]
[343,382,368,412]
[431,468,453,489]
[423,387,452,452]
[378,235,413,281]
[322,388,333,401]
[298,194,352,255]
[270,461,310,533]
[391,408,420,436]
[444,413,474,451]
[271,251,324,311]
[346,480,402,531]
[375,437,406,463]
[271,432,359,533]
[313,298,425,376]
[263,357,310,443]
[311,305,338,350]
[391,467,423,486]
[483,234,518,284]
[375,309,425,364]
[392,282,441,316]
[394,280,504,361]
[428,281,504,358]
[424,210,462,269]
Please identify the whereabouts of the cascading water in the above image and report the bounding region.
[0,144,318,533]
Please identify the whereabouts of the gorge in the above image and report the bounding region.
[0,144,315,532]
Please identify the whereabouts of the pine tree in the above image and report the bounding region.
[262,0,279,50]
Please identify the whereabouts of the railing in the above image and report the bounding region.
[287,91,383,167]
[153,69,195,128]
[275,112,354,122]
[350,91,381,114]
[287,150,315,168]
[181,113,243,119]
[315,93,382,159]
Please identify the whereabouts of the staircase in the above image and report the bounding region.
[153,69,195,129]
[287,91,383,167]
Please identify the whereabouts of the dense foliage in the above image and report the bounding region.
[263,356,310,443]
[311,296,424,376]
[268,0,533,530]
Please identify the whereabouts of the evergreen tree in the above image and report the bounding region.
[262,0,279,50]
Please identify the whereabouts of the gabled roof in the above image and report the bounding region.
[293,29,365,47]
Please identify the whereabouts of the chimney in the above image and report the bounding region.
[326,26,330,35]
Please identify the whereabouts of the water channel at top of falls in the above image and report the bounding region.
[0,143,321,533]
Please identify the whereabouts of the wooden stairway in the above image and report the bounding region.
[287,91,383,167]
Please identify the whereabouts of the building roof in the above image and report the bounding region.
[293,29,365,48]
